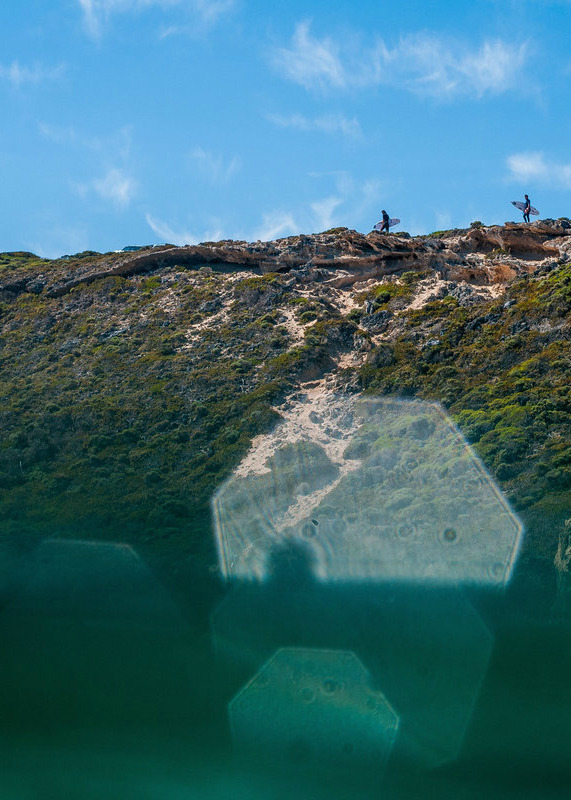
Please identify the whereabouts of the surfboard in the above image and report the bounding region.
[512,201,539,216]
[374,218,400,231]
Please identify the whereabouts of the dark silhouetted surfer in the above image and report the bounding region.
[523,195,531,223]
[379,210,390,233]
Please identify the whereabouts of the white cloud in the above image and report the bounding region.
[0,61,65,87]
[271,21,375,92]
[507,152,548,181]
[40,122,136,210]
[458,40,528,95]
[73,167,136,209]
[78,0,100,37]
[353,178,383,219]
[78,0,177,38]
[270,21,341,90]
[192,0,234,22]
[145,213,224,245]
[268,112,362,139]
[189,147,241,184]
[271,21,528,99]
[146,213,198,245]
[507,151,571,188]
[311,196,343,231]
[160,0,235,37]
[251,172,382,243]
[309,171,384,222]
[93,168,136,208]
[397,35,529,98]
[255,211,298,242]
[77,0,234,38]
[399,36,528,97]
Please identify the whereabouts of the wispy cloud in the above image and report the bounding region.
[507,151,571,188]
[309,171,384,221]
[399,35,529,97]
[77,0,234,38]
[160,0,235,37]
[78,0,177,38]
[271,21,529,100]
[192,0,234,22]
[73,168,137,209]
[251,171,383,242]
[254,211,298,242]
[270,21,379,92]
[146,213,197,245]
[0,61,65,87]
[353,178,384,219]
[145,213,224,244]
[311,196,343,231]
[189,147,241,184]
[268,112,362,139]
[93,168,136,208]
[40,121,137,210]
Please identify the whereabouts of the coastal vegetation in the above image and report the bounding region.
[0,238,569,614]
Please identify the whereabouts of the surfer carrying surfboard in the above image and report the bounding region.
[511,197,539,220]
[379,210,390,233]
[523,195,531,223]
[374,213,400,232]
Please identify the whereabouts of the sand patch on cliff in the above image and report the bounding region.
[234,382,357,478]
[232,379,363,530]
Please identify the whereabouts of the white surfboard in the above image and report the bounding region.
[374,218,400,231]
[512,201,539,216]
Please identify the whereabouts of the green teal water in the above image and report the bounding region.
[0,536,569,799]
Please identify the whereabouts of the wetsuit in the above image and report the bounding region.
[523,198,531,223]
[380,212,390,233]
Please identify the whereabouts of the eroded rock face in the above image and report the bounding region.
[459,223,563,259]
[1,221,570,299]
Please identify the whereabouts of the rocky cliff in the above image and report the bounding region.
[2,219,569,299]
[0,221,570,619]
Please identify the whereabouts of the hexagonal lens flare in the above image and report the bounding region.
[212,396,523,586]
[229,647,399,769]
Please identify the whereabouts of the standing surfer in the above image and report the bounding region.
[379,210,390,233]
[523,195,531,223]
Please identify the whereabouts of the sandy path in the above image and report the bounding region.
[233,378,364,531]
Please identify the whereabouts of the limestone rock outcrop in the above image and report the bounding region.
[1,220,569,300]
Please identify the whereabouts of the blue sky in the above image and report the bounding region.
[1,0,571,256]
